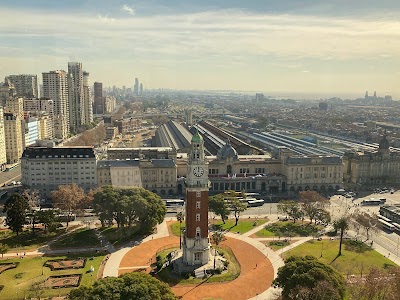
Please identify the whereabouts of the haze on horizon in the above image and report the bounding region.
[1,0,400,98]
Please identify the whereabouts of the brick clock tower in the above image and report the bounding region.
[183,131,210,265]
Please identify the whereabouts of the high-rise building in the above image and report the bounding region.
[24,98,54,115]
[42,70,69,139]
[134,77,139,96]
[93,82,104,114]
[0,78,16,106]
[68,62,85,133]
[24,118,39,147]
[139,83,143,95]
[183,131,210,265]
[0,108,7,170]
[6,74,38,98]
[4,112,23,164]
[37,114,54,140]
[83,71,93,124]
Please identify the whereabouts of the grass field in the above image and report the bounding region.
[170,218,267,236]
[0,228,67,251]
[255,221,323,238]
[98,226,141,246]
[283,239,395,275]
[0,253,105,299]
[50,228,101,249]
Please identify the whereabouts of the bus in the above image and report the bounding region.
[164,199,184,212]
[5,163,19,171]
[245,193,262,199]
[378,215,392,223]
[247,199,265,207]
[392,222,400,232]
[378,219,395,231]
[362,199,385,206]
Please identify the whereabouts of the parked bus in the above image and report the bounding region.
[392,222,400,232]
[247,199,265,207]
[163,199,184,212]
[378,215,392,223]
[378,219,395,231]
[5,163,19,171]
[362,198,385,206]
[245,193,262,199]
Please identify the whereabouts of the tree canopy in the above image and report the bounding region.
[3,193,29,235]
[273,256,345,300]
[333,217,349,256]
[69,272,178,300]
[277,200,304,223]
[209,194,230,224]
[93,186,166,233]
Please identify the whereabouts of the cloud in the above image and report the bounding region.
[122,4,135,16]
[97,14,115,23]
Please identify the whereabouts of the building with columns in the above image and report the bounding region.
[183,131,210,265]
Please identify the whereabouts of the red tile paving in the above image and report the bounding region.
[119,225,274,300]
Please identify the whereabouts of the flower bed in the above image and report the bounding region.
[41,274,82,289]
[44,258,86,271]
[0,262,18,274]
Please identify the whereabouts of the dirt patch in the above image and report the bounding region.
[0,262,18,274]
[40,274,82,289]
[45,259,86,271]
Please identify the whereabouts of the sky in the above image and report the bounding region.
[1,0,400,98]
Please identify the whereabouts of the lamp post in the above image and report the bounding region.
[320,241,323,258]
[41,257,44,276]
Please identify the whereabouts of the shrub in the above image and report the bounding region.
[14,272,24,279]
[344,240,371,253]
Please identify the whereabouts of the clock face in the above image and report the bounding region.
[193,166,204,177]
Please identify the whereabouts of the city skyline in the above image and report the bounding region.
[1,1,400,97]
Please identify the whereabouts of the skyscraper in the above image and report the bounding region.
[6,74,38,98]
[68,62,85,133]
[83,71,93,124]
[134,77,139,96]
[94,82,104,114]
[139,83,143,96]
[42,70,69,139]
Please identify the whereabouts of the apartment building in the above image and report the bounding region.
[0,108,7,170]
[4,113,23,164]
[21,147,97,197]
[6,74,38,98]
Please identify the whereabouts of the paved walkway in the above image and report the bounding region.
[102,220,169,277]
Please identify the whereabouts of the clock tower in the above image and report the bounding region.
[183,130,210,265]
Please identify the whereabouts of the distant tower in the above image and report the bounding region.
[365,91,368,99]
[374,91,377,99]
[186,110,193,126]
[94,82,103,114]
[139,83,143,95]
[183,131,210,265]
[134,78,139,96]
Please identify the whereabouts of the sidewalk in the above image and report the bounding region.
[102,220,169,277]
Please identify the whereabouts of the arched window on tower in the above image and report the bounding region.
[196,227,201,238]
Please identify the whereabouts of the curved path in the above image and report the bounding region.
[117,220,284,300]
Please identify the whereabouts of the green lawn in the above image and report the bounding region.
[0,253,105,299]
[170,218,267,236]
[283,239,395,275]
[265,240,291,251]
[0,228,65,251]
[50,228,101,249]
[255,221,323,238]
[98,226,141,246]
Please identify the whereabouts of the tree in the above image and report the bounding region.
[347,267,400,300]
[93,187,166,234]
[277,200,304,223]
[352,210,378,240]
[209,194,230,224]
[37,210,58,233]
[176,211,184,249]
[69,272,178,300]
[211,231,224,270]
[21,189,40,234]
[0,243,9,258]
[229,197,246,226]
[3,193,29,235]
[333,217,349,256]
[273,256,345,300]
[299,191,329,224]
[51,183,85,227]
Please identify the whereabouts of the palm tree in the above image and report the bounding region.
[334,217,349,256]
[211,231,224,270]
[176,211,184,249]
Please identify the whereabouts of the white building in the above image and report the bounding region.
[68,62,85,133]
[24,118,39,147]
[0,108,7,170]
[21,146,97,197]
[83,71,93,124]
[4,112,23,164]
